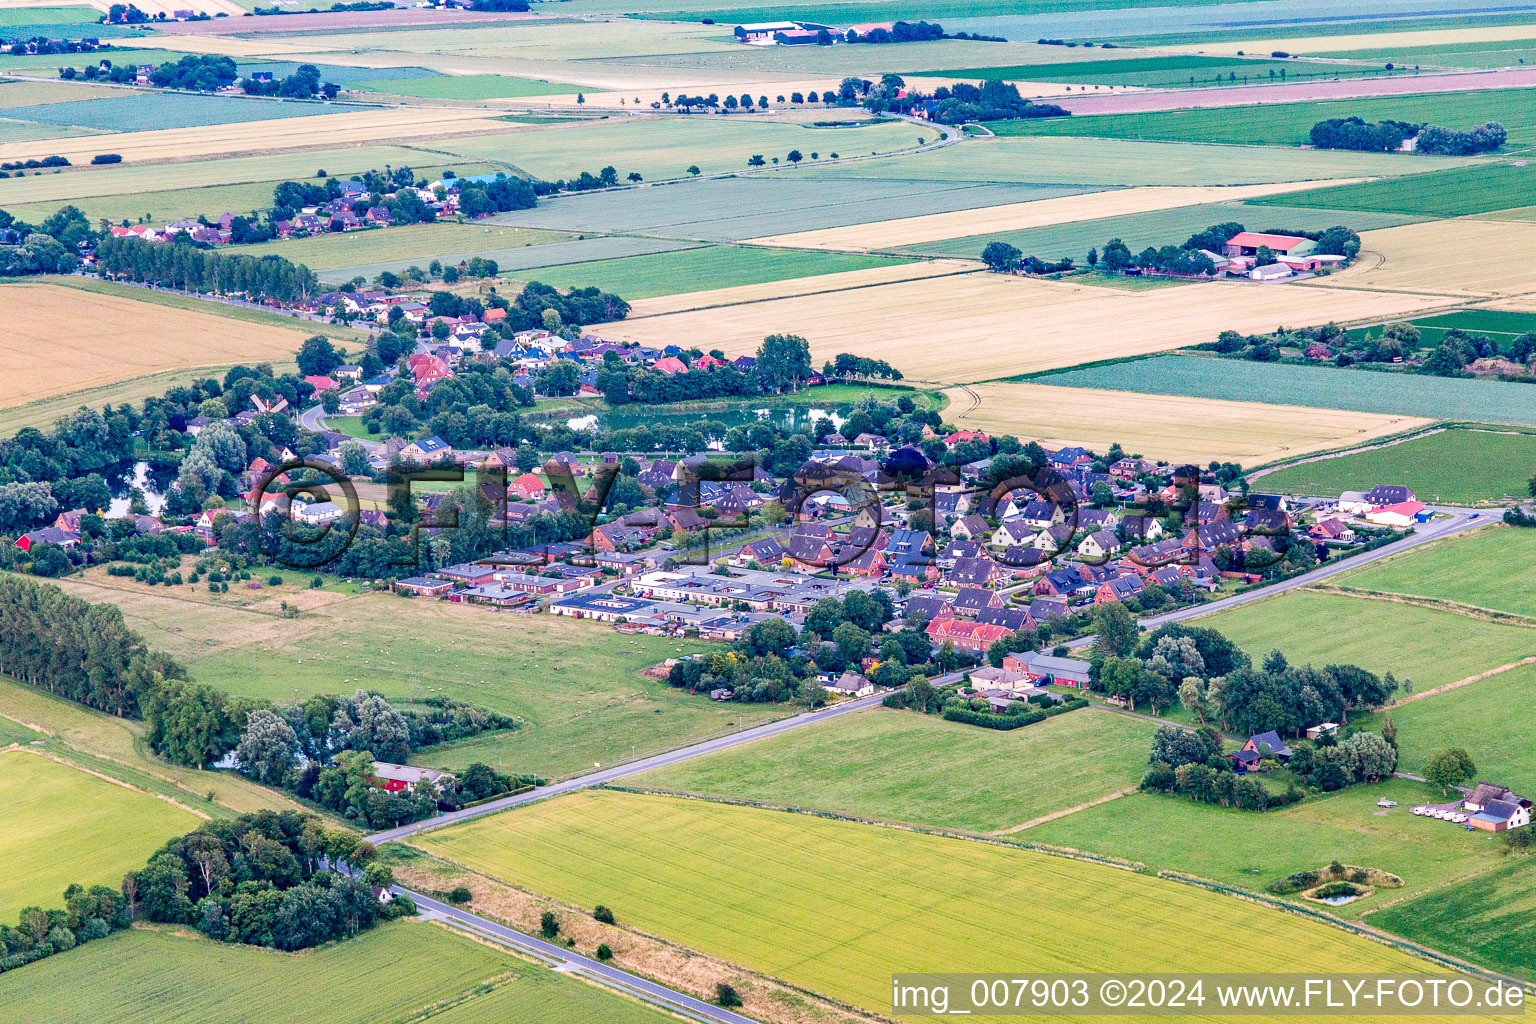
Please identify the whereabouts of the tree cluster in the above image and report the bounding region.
[845,20,945,43]
[0,883,131,976]
[1309,117,1419,152]
[94,234,319,303]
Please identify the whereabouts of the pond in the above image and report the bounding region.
[108,460,171,517]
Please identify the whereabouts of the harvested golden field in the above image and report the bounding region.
[1316,219,1536,297]
[626,257,979,316]
[0,105,511,164]
[949,381,1434,463]
[600,275,1452,384]
[750,180,1367,251]
[0,283,314,408]
[1182,24,1536,56]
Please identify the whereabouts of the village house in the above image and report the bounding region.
[368,762,454,794]
[925,616,1011,653]
[826,671,875,697]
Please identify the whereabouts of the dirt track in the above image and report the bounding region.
[1053,66,1536,115]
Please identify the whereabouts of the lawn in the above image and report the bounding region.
[636,705,1159,832]
[225,221,574,271]
[1035,356,1536,426]
[1193,590,1536,693]
[1355,661,1536,797]
[510,245,915,300]
[37,572,783,779]
[989,87,1536,149]
[904,201,1422,261]
[1368,860,1536,981]
[1028,779,1508,920]
[1246,162,1536,218]
[1341,525,1536,615]
[352,74,569,99]
[0,920,678,1024]
[1259,429,1536,504]
[0,749,202,919]
[414,789,1488,1019]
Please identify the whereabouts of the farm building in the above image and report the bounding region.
[1001,650,1092,687]
[1363,500,1428,527]
[369,762,454,794]
[734,21,800,42]
[1464,784,1532,833]
[1223,232,1313,258]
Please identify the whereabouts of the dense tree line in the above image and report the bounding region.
[0,881,132,976]
[1416,121,1506,155]
[95,234,319,303]
[879,78,1068,124]
[1309,117,1419,152]
[129,812,414,952]
[846,20,945,43]
[147,54,237,92]
[0,205,93,274]
[241,62,338,100]
[821,353,903,381]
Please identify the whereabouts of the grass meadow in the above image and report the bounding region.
[1028,779,1507,920]
[0,921,677,1024]
[0,715,40,746]
[991,88,1536,149]
[1192,590,1536,692]
[1247,162,1536,218]
[635,706,1159,832]
[1368,861,1536,980]
[1257,428,1536,504]
[0,749,201,919]
[509,244,914,299]
[225,221,574,271]
[36,571,781,779]
[414,789,1494,1019]
[1035,356,1536,426]
[1341,525,1536,615]
[932,54,1376,87]
[351,74,568,99]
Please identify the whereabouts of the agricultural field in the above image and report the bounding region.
[904,201,1422,262]
[0,281,324,410]
[1341,526,1536,616]
[1029,779,1508,921]
[225,221,574,271]
[494,176,1097,243]
[1357,662,1536,799]
[624,257,976,315]
[1345,307,1536,350]
[414,789,1492,1020]
[37,571,783,779]
[1193,589,1536,693]
[948,381,1431,463]
[1248,162,1536,218]
[0,921,677,1024]
[635,706,1159,832]
[596,274,1447,384]
[350,74,569,100]
[927,54,1382,88]
[991,87,1536,148]
[0,749,201,919]
[511,244,915,300]
[1035,355,1536,426]
[1318,37,1536,70]
[318,235,704,287]
[1258,428,1536,504]
[806,135,1469,187]
[1368,861,1536,980]
[0,92,369,132]
[1322,219,1536,296]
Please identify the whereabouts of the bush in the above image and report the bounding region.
[540,910,559,938]
[447,886,472,904]
[91,154,123,164]
[593,904,615,924]
[267,575,283,586]
[595,943,613,960]
[1312,881,1364,899]
[715,983,743,1008]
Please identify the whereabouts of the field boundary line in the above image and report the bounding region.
[0,709,53,737]
[1386,656,1536,707]
[1158,871,1535,991]
[395,847,897,1024]
[3,744,211,820]
[991,786,1137,835]
[616,265,985,320]
[1302,582,1536,629]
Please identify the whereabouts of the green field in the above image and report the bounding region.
[0,749,201,919]
[0,92,369,132]
[1342,526,1536,615]
[1034,356,1536,426]
[636,705,1158,832]
[1346,307,1536,350]
[0,920,677,1024]
[511,244,915,298]
[415,789,1483,1018]
[1319,38,1536,71]
[904,201,1421,260]
[0,714,40,746]
[38,574,781,779]
[1029,779,1507,920]
[928,54,1381,88]
[225,221,574,271]
[1193,590,1536,693]
[1369,861,1536,981]
[0,6,101,25]
[352,74,570,99]
[989,88,1536,149]
[1259,429,1536,504]
[807,135,1468,187]
[1247,162,1536,218]
[1358,662,1536,798]
[319,235,702,286]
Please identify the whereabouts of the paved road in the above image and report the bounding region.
[1064,506,1490,651]
[404,891,759,1024]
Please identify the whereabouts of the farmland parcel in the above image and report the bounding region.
[1368,861,1536,980]
[0,749,201,920]
[415,790,1501,1021]
[0,282,319,409]
[947,381,1431,463]
[1257,428,1536,504]
[601,276,1450,384]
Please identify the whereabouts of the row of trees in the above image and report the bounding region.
[94,234,319,303]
